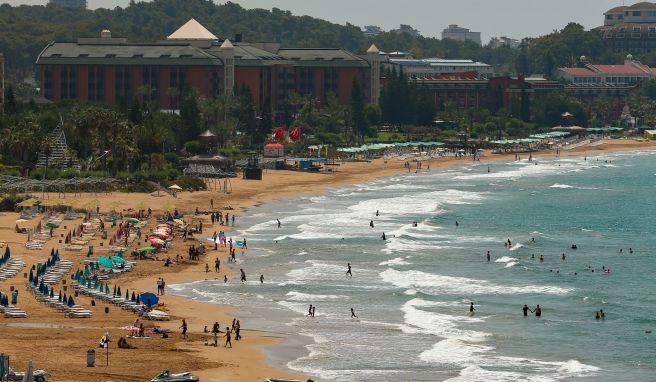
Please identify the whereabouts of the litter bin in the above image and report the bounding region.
[86,349,95,367]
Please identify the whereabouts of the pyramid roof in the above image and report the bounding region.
[167,19,218,41]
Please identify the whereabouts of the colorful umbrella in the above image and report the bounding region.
[98,256,113,268]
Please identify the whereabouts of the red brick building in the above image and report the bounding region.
[0,53,5,112]
[36,19,380,118]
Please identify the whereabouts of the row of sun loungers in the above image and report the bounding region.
[75,285,170,321]
[41,260,73,285]
[0,305,27,318]
[0,258,24,281]
[28,283,92,318]
[19,206,40,220]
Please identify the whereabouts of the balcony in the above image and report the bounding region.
[631,33,642,38]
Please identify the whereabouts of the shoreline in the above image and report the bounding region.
[0,138,654,381]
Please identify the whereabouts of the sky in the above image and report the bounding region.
[3,0,630,42]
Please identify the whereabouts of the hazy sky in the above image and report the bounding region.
[3,0,628,42]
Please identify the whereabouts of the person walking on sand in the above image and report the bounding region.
[312,306,316,317]
[180,319,188,339]
[224,327,232,348]
[235,320,241,340]
[205,263,209,273]
[240,269,247,283]
[215,258,220,272]
[242,238,247,249]
[210,198,214,209]
[351,308,358,318]
[346,263,352,278]
[307,304,313,317]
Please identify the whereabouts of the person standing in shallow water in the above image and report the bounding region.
[486,251,491,262]
[346,263,352,278]
[523,304,531,317]
[469,302,475,314]
[534,305,542,317]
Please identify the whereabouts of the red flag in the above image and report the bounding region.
[274,127,285,140]
[290,127,301,141]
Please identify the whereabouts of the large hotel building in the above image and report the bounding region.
[36,19,381,115]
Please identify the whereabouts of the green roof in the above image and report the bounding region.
[37,41,370,68]
[277,48,370,68]
[37,41,222,66]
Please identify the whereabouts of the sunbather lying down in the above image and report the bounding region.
[118,337,136,349]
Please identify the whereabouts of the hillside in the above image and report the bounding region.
[0,0,625,79]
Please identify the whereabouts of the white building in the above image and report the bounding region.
[382,57,494,79]
[441,24,482,46]
[363,25,383,37]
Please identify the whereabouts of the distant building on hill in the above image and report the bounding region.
[0,53,4,112]
[35,19,382,121]
[48,0,87,8]
[441,25,481,46]
[363,25,383,38]
[489,36,521,49]
[391,24,421,38]
[600,2,656,53]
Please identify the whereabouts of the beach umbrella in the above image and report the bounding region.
[50,287,54,298]
[84,266,90,277]
[148,237,164,245]
[55,248,59,260]
[131,291,136,302]
[136,294,140,304]
[127,218,140,224]
[50,248,55,257]
[4,246,10,260]
[57,291,62,302]
[117,250,123,258]
[105,284,110,295]
[28,270,33,282]
[67,295,74,307]
[94,279,99,289]
[62,293,67,303]
[140,292,158,307]
[138,246,155,253]
[125,289,129,300]
[98,256,113,268]
[111,256,125,264]
[33,276,38,287]
[87,279,91,288]
[117,286,122,296]
[113,285,117,296]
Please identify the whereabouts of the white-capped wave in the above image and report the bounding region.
[285,291,349,301]
[379,257,411,266]
[380,269,572,295]
[551,183,574,189]
[494,256,518,263]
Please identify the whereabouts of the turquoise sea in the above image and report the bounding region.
[170,151,656,381]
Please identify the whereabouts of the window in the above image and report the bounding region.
[633,11,642,16]
[648,11,656,17]
[115,66,132,103]
[634,27,641,32]
[43,66,53,99]
[142,65,159,101]
[87,65,105,102]
[60,65,77,99]
[606,15,613,20]
[650,27,656,32]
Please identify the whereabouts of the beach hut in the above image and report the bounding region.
[644,130,656,140]
[263,142,285,157]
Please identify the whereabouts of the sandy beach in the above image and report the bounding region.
[0,138,654,382]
